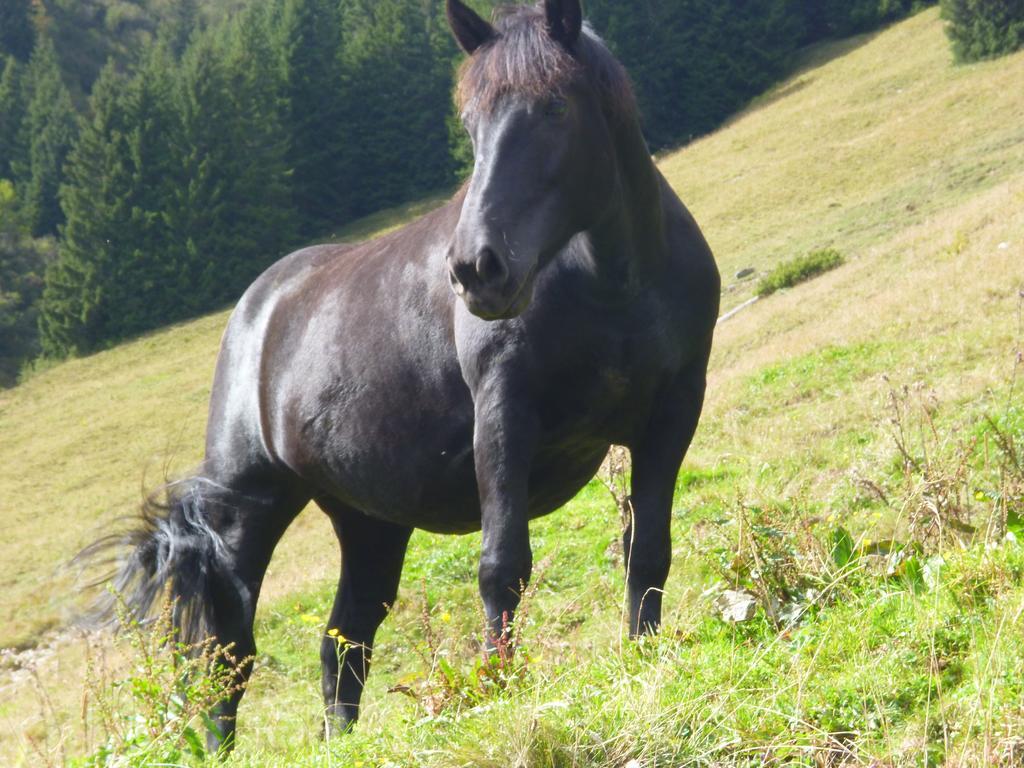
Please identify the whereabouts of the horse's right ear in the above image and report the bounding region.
[446,0,496,55]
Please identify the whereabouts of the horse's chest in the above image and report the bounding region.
[539,326,674,445]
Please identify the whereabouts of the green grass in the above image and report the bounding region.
[3,7,1024,766]
[327,189,453,244]
[756,249,844,297]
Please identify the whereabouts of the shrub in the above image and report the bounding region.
[387,576,539,720]
[72,598,250,767]
[941,0,1024,62]
[756,248,844,297]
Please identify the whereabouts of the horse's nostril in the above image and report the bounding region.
[448,268,465,296]
[475,247,509,287]
[451,260,478,292]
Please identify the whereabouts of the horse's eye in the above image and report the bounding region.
[544,97,569,118]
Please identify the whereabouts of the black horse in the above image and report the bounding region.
[90,0,719,750]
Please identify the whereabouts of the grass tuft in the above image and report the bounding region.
[756,248,844,297]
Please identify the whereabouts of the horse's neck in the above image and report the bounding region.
[582,118,665,296]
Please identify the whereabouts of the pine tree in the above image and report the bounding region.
[213,6,297,292]
[163,21,297,315]
[339,0,456,216]
[279,0,348,233]
[584,0,809,149]
[800,0,926,40]
[0,56,27,181]
[0,0,35,62]
[0,178,49,383]
[39,53,178,355]
[157,0,202,57]
[17,37,77,237]
[942,0,1024,62]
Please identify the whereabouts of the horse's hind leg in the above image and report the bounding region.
[199,474,309,751]
[317,500,411,736]
[105,467,309,753]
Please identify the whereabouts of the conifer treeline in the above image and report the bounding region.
[940,0,1024,62]
[4,0,460,361]
[0,0,932,376]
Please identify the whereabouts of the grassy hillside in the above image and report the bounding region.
[2,7,1024,765]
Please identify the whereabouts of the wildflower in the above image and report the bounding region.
[300,613,320,625]
[327,627,349,644]
[441,612,451,623]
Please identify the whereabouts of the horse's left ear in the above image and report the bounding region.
[544,0,583,50]
[447,0,496,54]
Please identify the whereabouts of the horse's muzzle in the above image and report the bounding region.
[448,244,532,319]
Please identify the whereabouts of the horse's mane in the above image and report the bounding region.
[455,3,636,123]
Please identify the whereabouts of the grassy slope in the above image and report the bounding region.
[2,8,1024,765]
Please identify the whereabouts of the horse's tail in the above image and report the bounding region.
[77,475,237,646]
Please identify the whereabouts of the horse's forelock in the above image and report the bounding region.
[455,4,636,123]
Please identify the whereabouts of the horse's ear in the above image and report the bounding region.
[446,0,496,55]
[544,0,583,50]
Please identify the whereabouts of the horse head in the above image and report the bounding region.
[445,0,634,319]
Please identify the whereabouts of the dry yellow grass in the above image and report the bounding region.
[663,9,1024,310]
[0,325,350,646]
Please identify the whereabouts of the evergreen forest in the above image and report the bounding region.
[0,0,943,379]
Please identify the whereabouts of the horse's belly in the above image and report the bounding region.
[309,422,609,535]
[413,439,608,534]
[291,344,622,533]
[526,438,610,519]
[306,408,480,532]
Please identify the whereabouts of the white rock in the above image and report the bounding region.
[714,589,758,622]
[923,555,945,589]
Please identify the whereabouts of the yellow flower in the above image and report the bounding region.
[300,613,320,625]
[441,612,451,623]
[327,627,349,644]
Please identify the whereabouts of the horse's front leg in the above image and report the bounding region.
[472,382,539,649]
[625,362,708,637]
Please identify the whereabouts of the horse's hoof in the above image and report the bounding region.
[321,713,355,740]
